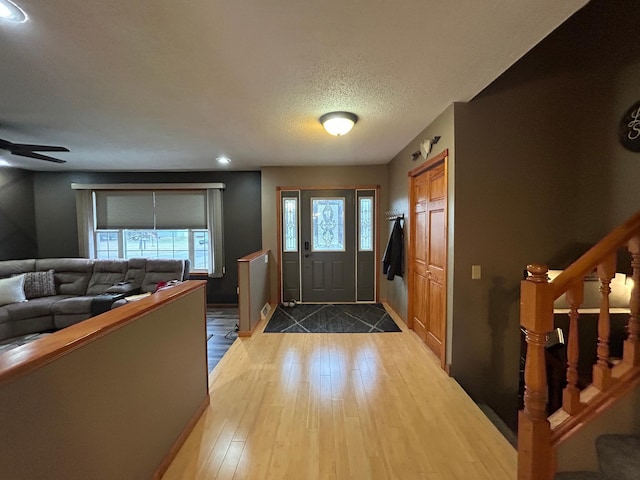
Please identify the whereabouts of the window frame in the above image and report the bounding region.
[73,183,225,277]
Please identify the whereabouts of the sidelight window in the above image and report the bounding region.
[359,197,373,251]
[282,198,298,252]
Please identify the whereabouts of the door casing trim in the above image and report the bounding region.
[407,149,448,369]
[276,185,380,304]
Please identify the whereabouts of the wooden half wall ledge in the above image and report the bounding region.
[238,249,272,336]
[0,280,207,384]
[0,281,209,480]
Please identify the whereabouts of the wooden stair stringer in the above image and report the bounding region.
[549,364,640,447]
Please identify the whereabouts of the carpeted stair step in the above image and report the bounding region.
[596,434,640,480]
[555,472,605,480]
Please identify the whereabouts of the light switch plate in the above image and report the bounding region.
[471,265,481,280]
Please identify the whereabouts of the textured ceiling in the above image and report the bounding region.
[0,0,588,171]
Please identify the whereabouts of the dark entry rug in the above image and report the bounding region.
[263,303,401,333]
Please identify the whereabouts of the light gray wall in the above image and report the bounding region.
[261,165,388,303]
[0,168,37,260]
[0,284,208,480]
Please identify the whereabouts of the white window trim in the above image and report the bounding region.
[73,183,225,277]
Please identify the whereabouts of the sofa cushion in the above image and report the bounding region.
[0,296,68,321]
[0,307,9,325]
[124,258,146,286]
[0,316,56,342]
[36,258,95,296]
[140,259,185,293]
[86,259,128,295]
[53,313,93,330]
[49,296,95,315]
[0,275,27,307]
[0,259,35,278]
[23,269,56,299]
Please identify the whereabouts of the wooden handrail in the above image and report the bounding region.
[238,248,269,263]
[551,209,640,296]
[518,209,640,480]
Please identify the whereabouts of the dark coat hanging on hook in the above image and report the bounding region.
[383,217,404,280]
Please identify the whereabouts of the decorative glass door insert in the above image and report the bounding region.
[280,188,377,303]
[311,197,345,252]
[359,197,373,251]
[282,198,298,252]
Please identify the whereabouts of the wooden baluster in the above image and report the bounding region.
[518,264,554,480]
[562,281,583,414]
[592,254,616,391]
[624,236,640,366]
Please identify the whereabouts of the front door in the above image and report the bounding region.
[280,188,376,304]
[301,189,355,302]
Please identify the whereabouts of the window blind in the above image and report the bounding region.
[154,191,207,229]
[95,191,155,229]
[95,190,208,230]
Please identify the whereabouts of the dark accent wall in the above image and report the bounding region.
[450,0,640,432]
[0,168,38,260]
[32,171,262,304]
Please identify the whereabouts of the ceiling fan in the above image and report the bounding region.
[0,137,69,163]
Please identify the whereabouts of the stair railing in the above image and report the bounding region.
[518,210,640,480]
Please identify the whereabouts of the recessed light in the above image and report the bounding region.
[217,156,231,164]
[0,0,27,23]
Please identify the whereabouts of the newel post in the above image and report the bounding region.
[518,264,555,480]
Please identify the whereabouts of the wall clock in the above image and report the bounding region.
[619,100,640,152]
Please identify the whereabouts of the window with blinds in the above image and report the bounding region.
[95,191,208,229]
[73,184,225,277]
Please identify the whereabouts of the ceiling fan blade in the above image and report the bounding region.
[11,150,67,164]
[0,139,17,150]
[10,144,70,153]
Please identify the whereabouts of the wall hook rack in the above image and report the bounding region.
[385,210,404,221]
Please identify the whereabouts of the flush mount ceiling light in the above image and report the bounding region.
[217,156,231,164]
[0,0,27,23]
[319,111,358,136]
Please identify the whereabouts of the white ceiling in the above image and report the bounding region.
[0,0,588,171]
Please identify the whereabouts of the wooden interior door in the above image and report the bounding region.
[409,151,448,367]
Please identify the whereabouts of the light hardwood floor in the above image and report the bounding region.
[162,309,517,480]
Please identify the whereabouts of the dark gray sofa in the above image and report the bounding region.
[0,258,189,342]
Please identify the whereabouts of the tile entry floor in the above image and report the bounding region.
[263,303,401,333]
